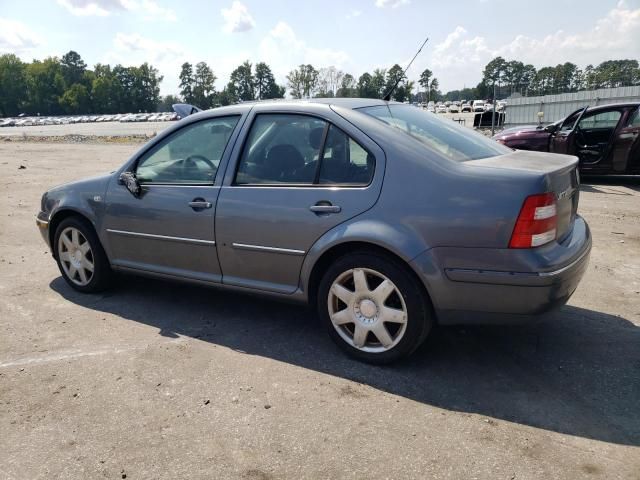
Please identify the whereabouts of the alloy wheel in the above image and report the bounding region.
[328,268,408,353]
[57,226,94,286]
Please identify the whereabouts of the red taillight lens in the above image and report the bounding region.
[509,193,557,248]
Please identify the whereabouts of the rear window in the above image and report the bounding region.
[359,104,511,162]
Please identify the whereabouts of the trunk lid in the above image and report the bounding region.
[466,150,580,241]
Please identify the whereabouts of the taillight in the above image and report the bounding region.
[509,193,557,248]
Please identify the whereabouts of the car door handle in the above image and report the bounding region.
[310,204,341,214]
[188,200,212,210]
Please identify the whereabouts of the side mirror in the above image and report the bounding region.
[544,124,558,133]
[119,171,141,197]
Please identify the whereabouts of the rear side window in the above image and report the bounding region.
[235,114,374,186]
[359,104,510,162]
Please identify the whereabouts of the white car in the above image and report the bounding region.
[448,104,460,113]
[473,100,485,112]
[436,105,447,114]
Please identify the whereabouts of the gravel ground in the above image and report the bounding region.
[0,140,638,480]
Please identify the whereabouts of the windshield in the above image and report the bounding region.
[359,104,511,162]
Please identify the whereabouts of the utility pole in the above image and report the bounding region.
[491,82,496,136]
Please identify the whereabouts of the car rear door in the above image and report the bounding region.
[215,104,384,294]
[103,115,242,282]
[549,106,588,155]
[610,106,640,173]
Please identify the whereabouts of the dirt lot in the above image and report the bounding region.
[0,140,639,479]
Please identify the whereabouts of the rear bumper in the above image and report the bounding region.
[411,215,592,325]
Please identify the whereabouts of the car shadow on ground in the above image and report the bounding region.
[50,275,640,447]
[580,175,640,194]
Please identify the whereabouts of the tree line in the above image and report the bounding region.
[443,57,640,102]
[0,51,162,117]
[2,48,639,117]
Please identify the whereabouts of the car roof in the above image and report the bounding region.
[586,102,640,113]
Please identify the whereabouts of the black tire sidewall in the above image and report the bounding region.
[54,216,112,293]
[317,252,432,364]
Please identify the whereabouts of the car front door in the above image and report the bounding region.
[572,108,623,168]
[215,105,384,294]
[610,106,640,173]
[549,106,588,154]
[102,115,242,282]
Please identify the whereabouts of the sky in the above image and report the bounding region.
[1,0,639,96]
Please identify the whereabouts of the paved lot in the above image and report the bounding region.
[0,141,639,479]
[0,121,172,137]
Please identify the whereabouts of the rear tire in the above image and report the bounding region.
[54,216,113,293]
[317,252,432,364]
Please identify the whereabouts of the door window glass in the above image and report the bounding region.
[136,116,239,184]
[626,108,640,128]
[318,125,375,185]
[578,110,621,130]
[235,114,326,184]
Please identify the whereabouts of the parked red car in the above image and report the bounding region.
[493,103,640,175]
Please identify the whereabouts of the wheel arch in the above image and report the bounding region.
[49,208,98,257]
[305,240,435,319]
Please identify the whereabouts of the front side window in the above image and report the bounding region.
[136,116,239,184]
[359,104,510,162]
[578,110,622,130]
[235,114,374,186]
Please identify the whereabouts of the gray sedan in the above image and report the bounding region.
[36,99,591,363]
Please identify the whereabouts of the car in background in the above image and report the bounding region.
[493,102,640,175]
[473,100,485,112]
[448,104,460,113]
[36,98,590,364]
[436,105,447,114]
[461,103,472,113]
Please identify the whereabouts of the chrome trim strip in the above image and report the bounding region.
[106,229,215,246]
[231,242,305,256]
[36,217,49,226]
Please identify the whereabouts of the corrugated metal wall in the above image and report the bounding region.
[504,86,640,125]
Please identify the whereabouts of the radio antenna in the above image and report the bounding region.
[382,36,429,102]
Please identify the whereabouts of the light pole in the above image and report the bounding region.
[491,82,497,136]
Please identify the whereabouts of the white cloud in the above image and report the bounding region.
[346,9,362,19]
[259,21,350,83]
[375,0,410,8]
[0,18,42,54]
[426,2,640,91]
[113,32,184,61]
[221,1,255,33]
[57,0,176,21]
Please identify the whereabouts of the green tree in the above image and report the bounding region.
[193,62,216,108]
[0,54,27,116]
[418,68,432,101]
[60,83,89,114]
[91,76,114,113]
[357,72,375,98]
[60,50,87,87]
[25,57,66,115]
[371,69,387,98]
[179,62,195,104]
[286,64,318,98]
[157,94,182,111]
[228,60,255,101]
[336,73,356,97]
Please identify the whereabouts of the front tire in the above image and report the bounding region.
[54,216,112,293]
[318,252,432,364]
